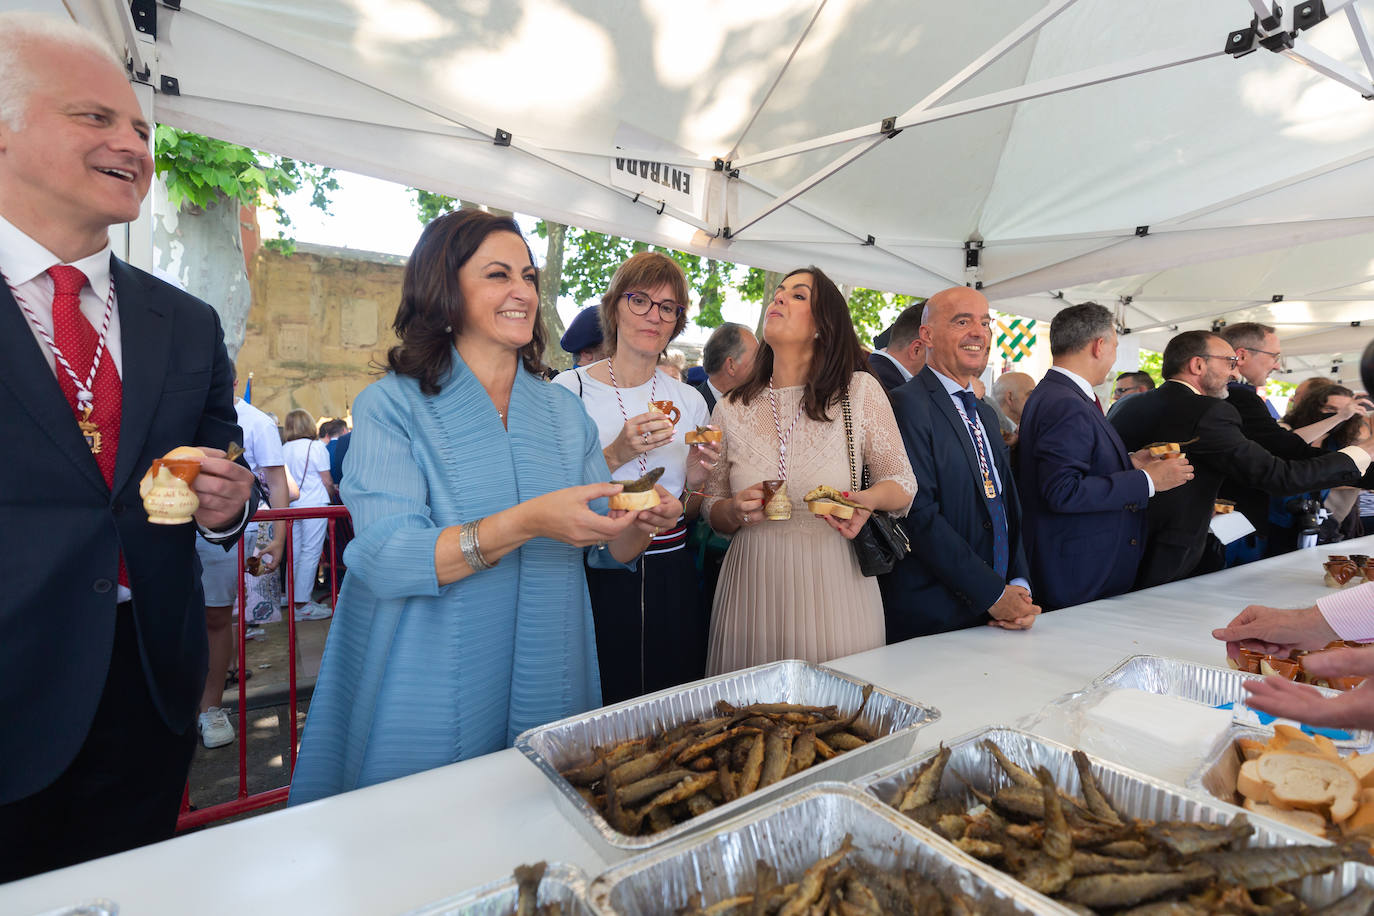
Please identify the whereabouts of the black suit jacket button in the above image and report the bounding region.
[112,502,125,515]
[983,520,992,529]
[1126,503,1137,511]
[93,578,113,594]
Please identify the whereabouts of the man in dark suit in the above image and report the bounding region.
[867,303,925,391]
[1217,322,1369,562]
[696,321,757,413]
[0,13,257,880]
[1015,303,1192,610]
[880,286,1041,640]
[1110,330,1374,589]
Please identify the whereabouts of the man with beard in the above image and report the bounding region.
[1110,330,1374,588]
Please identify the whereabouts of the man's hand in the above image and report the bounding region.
[1211,604,1337,659]
[1243,647,1374,730]
[1142,454,1194,492]
[192,448,256,531]
[987,584,1040,629]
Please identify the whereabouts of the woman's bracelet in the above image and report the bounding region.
[459,519,497,572]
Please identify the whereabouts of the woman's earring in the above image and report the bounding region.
[445,325,453,334]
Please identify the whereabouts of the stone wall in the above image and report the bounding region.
[236,243,406,423]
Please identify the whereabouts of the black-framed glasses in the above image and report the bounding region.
[1241,347,1283,365]
[623,291,684,321]
[1201,353,1239,368]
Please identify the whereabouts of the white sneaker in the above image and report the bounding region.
[198,707,234,748]
[294,600,333,622]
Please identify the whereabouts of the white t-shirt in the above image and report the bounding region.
[553,365,709,497]
[235,398,284,474]
[282,438,331,508]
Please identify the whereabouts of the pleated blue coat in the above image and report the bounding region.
[289,351,624,804]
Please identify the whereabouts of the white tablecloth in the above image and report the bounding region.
[3,538,1368,915]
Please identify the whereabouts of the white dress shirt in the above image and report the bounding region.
[928,367,1031,595]
[874,348,913,383]
[1,215,248,601]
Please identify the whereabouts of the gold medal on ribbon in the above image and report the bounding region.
[983,477,996,499]
[78,404,102,455]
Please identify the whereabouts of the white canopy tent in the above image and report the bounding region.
[13,0,1374,382]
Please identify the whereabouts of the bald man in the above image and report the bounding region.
[879,287,1039,641]
[993,372,1035,428]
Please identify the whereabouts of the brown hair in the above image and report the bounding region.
[387,209,545,396]
[283,408,317,443]
[599,251,690,354]
[728,266,869,422]
[1284,384,1365,448]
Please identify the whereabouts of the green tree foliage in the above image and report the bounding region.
[1137,349,1164,387]
[154,127,338,254]
[404,192,913,342]
[846,288,918,346]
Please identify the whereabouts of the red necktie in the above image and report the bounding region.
[49,265,127,587]
[1094,394,1104,413]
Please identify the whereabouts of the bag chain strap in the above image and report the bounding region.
[841,392,859,492]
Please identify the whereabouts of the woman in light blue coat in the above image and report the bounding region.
[289,210,681,804]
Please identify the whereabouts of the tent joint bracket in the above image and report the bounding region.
[1227,1,1328,57]
[1136,225,1149,237]
[493,129,512,147]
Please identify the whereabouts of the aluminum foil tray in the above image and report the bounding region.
[514,659,937,860]
[589,783,1049,915]
[859,726,1374,910]
[1092,654,1374,750]
[1190,723,1366,845]
[399,862,594,916]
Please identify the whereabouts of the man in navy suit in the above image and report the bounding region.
[1014,303,1193,610]
[867,303,925,391]
[879,286,1041,640]
[696,321,757,414]
[0,13,257,880]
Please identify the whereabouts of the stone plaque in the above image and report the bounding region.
[341,298,379,347]
[277,322,308,361]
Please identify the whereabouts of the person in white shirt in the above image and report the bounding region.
[193,368,290,747]
[552,252,717,702]
[281,409,335,620]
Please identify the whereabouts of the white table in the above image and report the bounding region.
[5,538,1366,916]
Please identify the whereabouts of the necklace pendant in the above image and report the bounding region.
[78,405,102,455]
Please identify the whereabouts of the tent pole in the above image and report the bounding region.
[1280,39,1374,96]
[731,0,1082,171]
[728,40,1220,239]
[1347,4,1374,81]
[727,0,830,159]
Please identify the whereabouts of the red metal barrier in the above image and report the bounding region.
[177,504,351,831]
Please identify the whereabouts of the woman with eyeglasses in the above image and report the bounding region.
[552,252,717,703]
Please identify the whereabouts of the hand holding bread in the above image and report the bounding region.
[605,411,675,469]
[683,426,722,489]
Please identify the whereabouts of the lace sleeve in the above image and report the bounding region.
[855,373,917,515]
[700,399,733,530]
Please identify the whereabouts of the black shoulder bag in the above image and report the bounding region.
[841,392,910,576]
